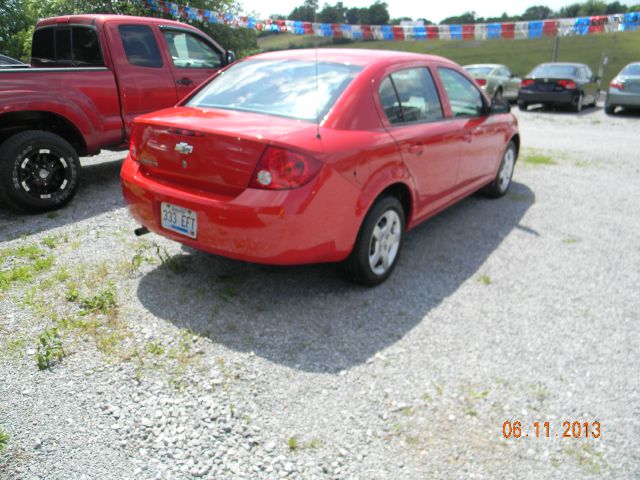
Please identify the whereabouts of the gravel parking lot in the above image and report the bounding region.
[1,102,639,479]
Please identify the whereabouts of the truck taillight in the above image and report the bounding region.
[249,146,322,190]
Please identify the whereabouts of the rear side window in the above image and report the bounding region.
[119,25,163,68]
[162,30,221,68]
[438,68,485,117]
[379,68,443,125]
[32,27,103,66]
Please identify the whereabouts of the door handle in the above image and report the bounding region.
[409,143,424,155]
[177,77,194,85]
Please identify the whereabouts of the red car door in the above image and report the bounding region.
[157,27,225,101]
[377,67,463,219]
[437,67,501,188]
[104,22,179,136]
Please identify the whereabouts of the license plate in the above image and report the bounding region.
[160,202,197,239]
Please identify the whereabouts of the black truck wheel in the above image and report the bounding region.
[0,131,80,213]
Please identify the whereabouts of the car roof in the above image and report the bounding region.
[463,64,505,69]
[536,62,587,68]
[247,48,458,69]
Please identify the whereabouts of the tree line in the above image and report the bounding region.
[278,0,640,25]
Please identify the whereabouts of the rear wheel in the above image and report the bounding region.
[517,101,528,111]
[605,104,616,115]
[481,141,516,198]
[0,130,80,213]
[572,93,584,113]
[345,196,405,286]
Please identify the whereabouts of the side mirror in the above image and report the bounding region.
[225,51,236,66]
[490,97,511,114]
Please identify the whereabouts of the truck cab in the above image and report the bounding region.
[0,15,234,212]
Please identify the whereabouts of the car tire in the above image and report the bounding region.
[517,101,528,111]
[605,104,616,115]
[0,130,80,213]
[345,195,405,287]
[572,93,584,113]
[481,141,516,199]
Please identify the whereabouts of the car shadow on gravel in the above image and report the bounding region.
[137,182,535,373]
[0,157,125,241]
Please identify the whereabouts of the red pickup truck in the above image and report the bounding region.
[0,14,234,212]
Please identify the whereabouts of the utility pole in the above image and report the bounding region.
[552,35,560,62]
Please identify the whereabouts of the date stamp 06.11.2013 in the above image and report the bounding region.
[502,421,601,439]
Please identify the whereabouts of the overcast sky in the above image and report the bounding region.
[240,0,576,23]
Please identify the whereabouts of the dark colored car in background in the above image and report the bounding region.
[518,62,600,112]
[605,62,640,114]
[0,54,29,68]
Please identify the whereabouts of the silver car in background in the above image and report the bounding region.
[463,64,521,102]
[605,62,640,114]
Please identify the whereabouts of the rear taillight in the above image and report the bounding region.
[129,132,138,162]
[249,146,322,190]
[610,81,624,91]
[475,78,487,87]
[520,79,534,88]
[557,79,577,89]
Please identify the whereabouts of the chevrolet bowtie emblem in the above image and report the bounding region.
[175,142,193,155]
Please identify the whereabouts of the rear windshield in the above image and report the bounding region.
[463,66,494,76]
[186,59,363,122]
[621,64,640,76]
[530,64,578,78]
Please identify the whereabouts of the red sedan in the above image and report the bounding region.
[121,49,519,285]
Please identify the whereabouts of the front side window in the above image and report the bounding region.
[162,30,221,69]
[119,25,163,68]
[378,68,443,125]
[187,59,362,122]
[438,68,485,117]
[32,27,103,66]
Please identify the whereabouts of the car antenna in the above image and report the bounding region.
[314,8,321,140]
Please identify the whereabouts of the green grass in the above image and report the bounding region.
[0,429,9,451]
[78,282,117,316]
[0,243,54,291]
[258,29,640,86]
[479,274,492,285]
[523,154,556,165]
[36,326,66,370]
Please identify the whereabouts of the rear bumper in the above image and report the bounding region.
[606,90,640,107]
[518,90,576,105]
[120,157,361,265]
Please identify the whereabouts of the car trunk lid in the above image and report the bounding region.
[531,78,576,92]
[133,107,318,196]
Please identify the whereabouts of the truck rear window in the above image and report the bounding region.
[32,26,103,67]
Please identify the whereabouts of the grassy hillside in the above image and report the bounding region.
[258,30,640,85]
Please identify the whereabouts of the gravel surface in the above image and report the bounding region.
[1,103,639,479]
